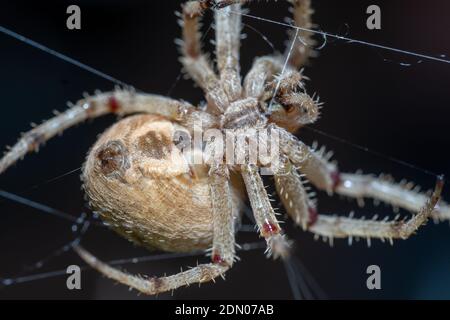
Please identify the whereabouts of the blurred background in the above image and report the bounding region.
[0,0,449,299]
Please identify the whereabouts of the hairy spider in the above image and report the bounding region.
[0,0,448,295]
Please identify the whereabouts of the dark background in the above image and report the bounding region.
[0,0,449,299]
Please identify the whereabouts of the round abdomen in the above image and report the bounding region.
[82,114,242,252]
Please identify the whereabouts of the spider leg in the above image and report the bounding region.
[215,3,242,101]
[285,0,317,69]
[180,1,229,114]
[275,161,444,242]
[0,90,217,175]
[209,0,315,100]
[288,142,450,222]
[209,163,237,264]
[274,125,338,194]
[235,0,317,73]
[74,163,236,295]
[336,173,450,222]
[244,56,283,99]
[75,245,228,295]
[309,176,443,242]
[274,159,316,230]
[241,164,291,259]
[276,125,450,220]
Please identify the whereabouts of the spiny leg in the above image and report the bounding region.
[309,176,444,243]
[285,0,317,69]
[179,1,229,113]
[336,173,450,222]
[275,163,444,243]
[244,56,282,99]
[241,164,290,259]
[274,159,317,230]
[0,89,217,174]
[75,245,228,295]
[226,0,316,73]
[209,163,237,265]
[288,141,450,222]
[275,125,339,194]
[215,3,242,101]
[213,0,317,108]
[75,163,237,295]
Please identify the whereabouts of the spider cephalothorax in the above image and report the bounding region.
[0,0,448,295]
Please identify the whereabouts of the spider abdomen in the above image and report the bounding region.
[82,114,242,252]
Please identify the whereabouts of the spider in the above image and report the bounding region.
[0,0,448,296]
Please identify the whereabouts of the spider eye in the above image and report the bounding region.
[96,140,129,176]
[283,105,295,113]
